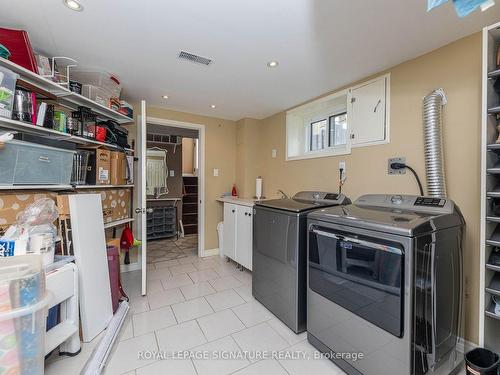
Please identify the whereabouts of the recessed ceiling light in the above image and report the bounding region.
[162,95,169,99]
[63,0,83,11]
[210,104,216,109]
[267,60,279,68]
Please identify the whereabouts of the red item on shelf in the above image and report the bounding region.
[0,27,39,73]
[95,126,107,142]
[231,184,238,197]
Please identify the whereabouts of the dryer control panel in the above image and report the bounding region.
[414,197,446,207]
[355,194,454,214]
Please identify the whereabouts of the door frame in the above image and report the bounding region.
[145,116,207,258]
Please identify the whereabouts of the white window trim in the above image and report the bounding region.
[349,73,390,148]
[286,89,349,161]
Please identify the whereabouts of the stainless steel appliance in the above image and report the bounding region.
[307,194,464,375]
[252,191,350,333]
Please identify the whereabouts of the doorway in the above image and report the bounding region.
[144,123,201,265]
[142,116,205,268]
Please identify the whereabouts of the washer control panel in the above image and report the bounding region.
[292,191,350,205]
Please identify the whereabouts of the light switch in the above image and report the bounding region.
[213,168,219,177]
[272,149,277,158]
[169,170,175,177]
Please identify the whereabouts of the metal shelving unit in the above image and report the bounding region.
[0,117,133,153]
[480,21,500,351]
[0,57,133,124]
[0,184,73,190]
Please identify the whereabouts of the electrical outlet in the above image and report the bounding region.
[272,149,277,158]
[169,170,175,177]
[339,161,346,171]
[213,168,219,177]
[388,157,406,175]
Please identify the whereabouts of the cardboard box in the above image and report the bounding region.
[56,194,70,216]
[57,189,131,224]
[110,151,127,186]
[86,149,111,185]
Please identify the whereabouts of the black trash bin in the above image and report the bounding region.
[465,348,500,375]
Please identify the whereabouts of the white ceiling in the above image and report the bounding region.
[0,0,499,120]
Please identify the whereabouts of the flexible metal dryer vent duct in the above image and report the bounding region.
[422,88,447,198]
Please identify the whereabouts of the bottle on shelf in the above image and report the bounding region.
[231,183,238,197]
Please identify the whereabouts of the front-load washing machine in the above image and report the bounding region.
[306,194,464,375]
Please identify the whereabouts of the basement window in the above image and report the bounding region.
[309,119,328,151]
[308,112,348,152]
[286,90,350,160]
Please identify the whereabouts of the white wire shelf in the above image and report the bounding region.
[0,117,134,152]
[75,185,134,189]
[0,184,73,190]
[0,57,133,124]
[103,217,134,229]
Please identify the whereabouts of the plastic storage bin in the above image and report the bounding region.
[71,70,121,98]
[0,65,18,119]
[0,255,49,375]
[82,84,112,108]
[0,139,75,185]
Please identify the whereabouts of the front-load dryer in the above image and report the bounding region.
[306,194,465,375]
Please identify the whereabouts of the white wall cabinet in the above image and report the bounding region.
[349,75,389,147]
[222,202,253,271]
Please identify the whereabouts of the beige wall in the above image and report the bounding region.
[129,104,237,251]
[182,138,195,175]
[237,33,482,342]
[236,118,263,198]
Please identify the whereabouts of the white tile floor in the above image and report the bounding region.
[44,253,348,375]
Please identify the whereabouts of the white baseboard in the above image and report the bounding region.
[203,248,219,257]
[457,337,478,354]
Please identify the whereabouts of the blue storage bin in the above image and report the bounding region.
[0,140,75,185]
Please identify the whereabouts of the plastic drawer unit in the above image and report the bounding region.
[0,139,75,185]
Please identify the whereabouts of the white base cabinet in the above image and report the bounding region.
[222,202,253,271]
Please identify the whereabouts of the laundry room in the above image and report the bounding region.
[0,1,499,375]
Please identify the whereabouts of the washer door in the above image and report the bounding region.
[309,225,405,337]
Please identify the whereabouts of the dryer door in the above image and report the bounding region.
[309,225,405,337]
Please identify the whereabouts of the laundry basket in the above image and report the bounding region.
[0,255,50,375]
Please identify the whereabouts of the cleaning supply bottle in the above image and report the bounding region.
[231,184,238,197]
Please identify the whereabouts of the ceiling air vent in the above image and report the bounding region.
[178,51,213,66]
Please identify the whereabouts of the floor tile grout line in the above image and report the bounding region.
[194,317,210,344]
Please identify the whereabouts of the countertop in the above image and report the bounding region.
[216,196,264,207]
